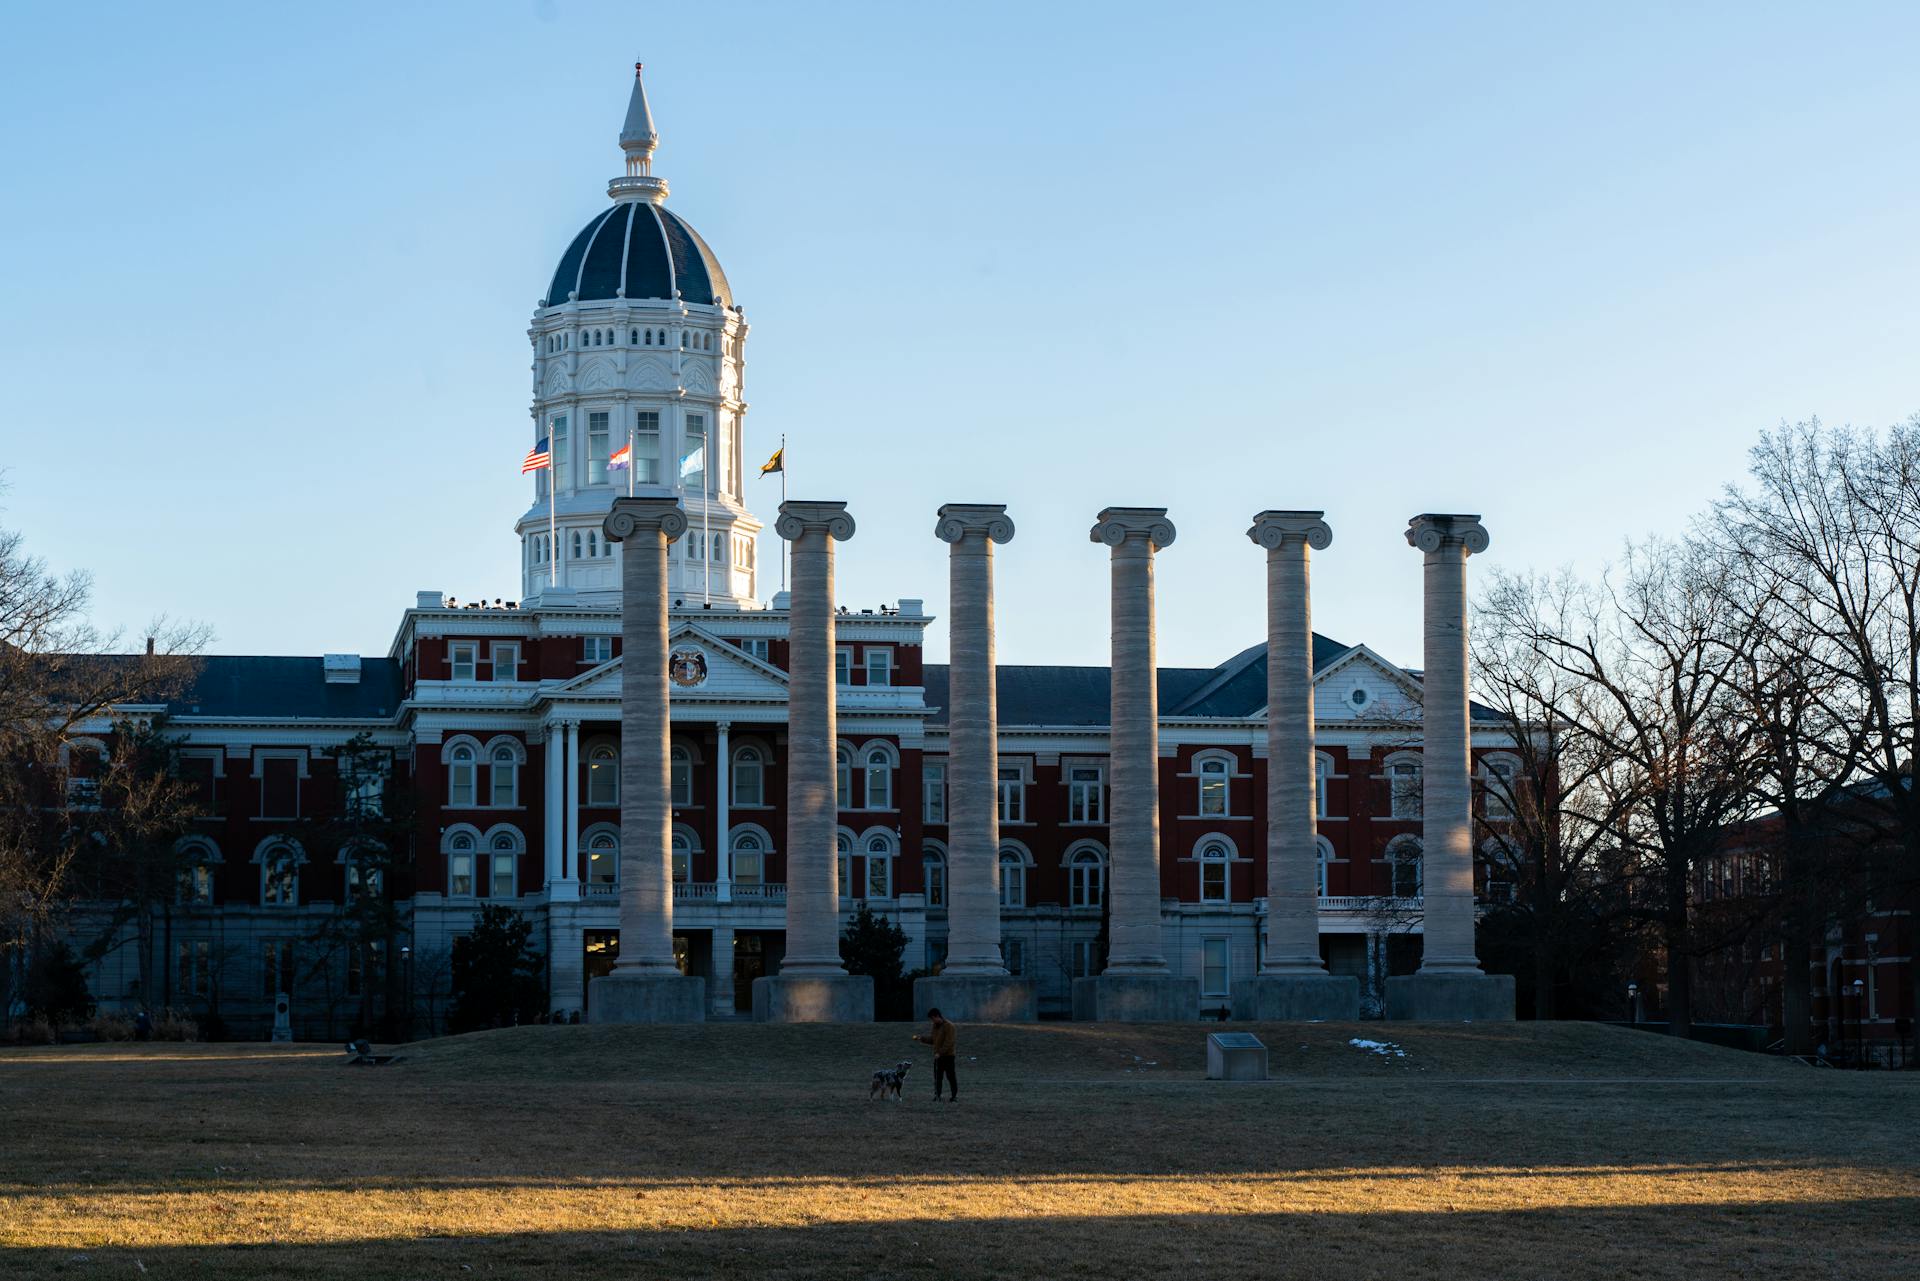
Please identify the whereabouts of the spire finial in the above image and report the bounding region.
[611,60,669,205]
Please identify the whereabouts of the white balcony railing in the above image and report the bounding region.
[1318,895,1423,912]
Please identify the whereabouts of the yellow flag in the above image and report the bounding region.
[758,447,784,476]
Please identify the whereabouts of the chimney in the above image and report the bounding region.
[145,637,155,656]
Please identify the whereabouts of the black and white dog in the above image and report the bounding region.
[869,1059,913,1102]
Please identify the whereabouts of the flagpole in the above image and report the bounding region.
[703,419,713,608]
[627,422,634,497]
[780,433,788,595]
[547,445,557,586]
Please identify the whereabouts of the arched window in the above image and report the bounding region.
[732,745,765,806]
[571,531,584,560]
[671,745,693,807]
[712,532,724,563]
[923,843,947,909]
[1388,836,1424,899]
[1316,835,1335,898]
[671,826,698,883]
[445,828,478,895]
[448,743,477,806]
[862,830,895,899]
[630,329,639,344]
[587,531,600,559]
[643,329,652,345]
[487,828,521,897]
[836,829,854,899]
[730,827,767,886]
[1196,753,1233,817]
[587,744,618,807]
[489,743,519,807]
[1386,753,1423,819]
[176,836,221,905]
[258,840,301,907]
[862,743,894,810]
[1068,844,1105,909]
[835,744,853,810]
[998,846,1027,909]
[586,828,618,885]
[1482,755,1521,820]
[1197,837,1233,903]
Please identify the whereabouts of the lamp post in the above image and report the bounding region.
[1851,977,1866,1069]
[400,945,414,1043]
[1627,981,1641,1025]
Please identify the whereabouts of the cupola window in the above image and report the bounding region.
[634,410,661,483]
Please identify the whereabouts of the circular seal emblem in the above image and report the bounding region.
[668,647,708,688]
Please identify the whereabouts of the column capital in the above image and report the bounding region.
[1406,513,1490,556]
[604,497,689,544]
[1090,507,1175,551]
[776,500,856,543]
[935,503,1016,545]
[1248,510,1332,551]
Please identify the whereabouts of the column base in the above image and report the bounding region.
[913,974,1039,1023]
[751,974,874,1023]
[1072,974,1200,1022]
[587,973,707,1024]
[1384,971,1515,1022]
[1231,974,1361,1021]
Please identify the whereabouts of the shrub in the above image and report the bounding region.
[4,1017,58,1045]
[88,1013,136,1041]
[152,1008,199,1041]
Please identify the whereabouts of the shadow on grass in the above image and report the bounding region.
[8,1198,1920,1281]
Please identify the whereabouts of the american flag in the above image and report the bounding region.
[521,437,551,473]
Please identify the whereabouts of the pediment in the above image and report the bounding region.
[1259,645,1425,722]
[549,624,788,702]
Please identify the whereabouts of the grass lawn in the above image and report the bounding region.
[2,1021,1916,1279]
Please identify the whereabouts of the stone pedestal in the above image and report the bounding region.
[589,973,708,1024]
[913,974,1038,1023]
[1385,972,1515,1021]
[1231,974,1361,1021]
[751,974,874,1024]
[1072,974,1199,1022]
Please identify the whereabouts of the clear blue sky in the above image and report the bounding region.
[3,2,1917,670]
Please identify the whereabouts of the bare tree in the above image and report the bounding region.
[0,519,205,1020]
[1491,540,1761,1036]
[1476,569,1643,1018]
[1713,419,1920,1045]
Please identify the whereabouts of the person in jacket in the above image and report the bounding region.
[913,1008,959,1102]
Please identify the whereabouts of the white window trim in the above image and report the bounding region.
[448,641,479,682]
[1063,759,1107,826]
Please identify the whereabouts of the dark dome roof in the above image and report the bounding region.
[545,203,732,308]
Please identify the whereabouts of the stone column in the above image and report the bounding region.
[1074,508,1198,1022]
[588,496,705,1022]
[754,500,873,1021]
[564,720,581,884]
[711,924,736,1017]
[1232,511,1359,1020]
[544,724,565,889]
[914,504,1037,1022]
[1386,513,1513,1021]
[715,721,732,903]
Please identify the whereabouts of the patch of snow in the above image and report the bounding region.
[1348,1037,1407,1058]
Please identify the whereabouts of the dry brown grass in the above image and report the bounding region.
[2,1021,1915,1279]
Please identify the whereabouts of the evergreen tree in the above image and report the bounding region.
[448,905,545,1032]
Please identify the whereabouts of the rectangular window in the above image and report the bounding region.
[182,864,215,906]
[449,854,474,896]
[1391,762,1423,819]
[347,941,385,998]
[924,855,945,907]
[1201,937,1230,997]
[176,940,211,998]
[634,410,661,484]
[737,638,770,662]
[1071,939,1100,979]
[997,764,1026,824]
[1485,760,1516,819]
[262,940,295,998]
[551,414,570,490]
[583,636,613,664]
[1316,757,1330,819]
[864,648,892,687]
[835,647,853,687]
[1002,937,1025,976]
[490,754,516,807]
[922,761,947,824]
[491,852,515,897]
[679,412,706,491]
[489,642,518,683]
[259,756,301,820]
[1201,860,1228,903]
[587,411,610,485]
[866,854,891,899]
[1067,764,1105,824]
[449,642,477,681]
